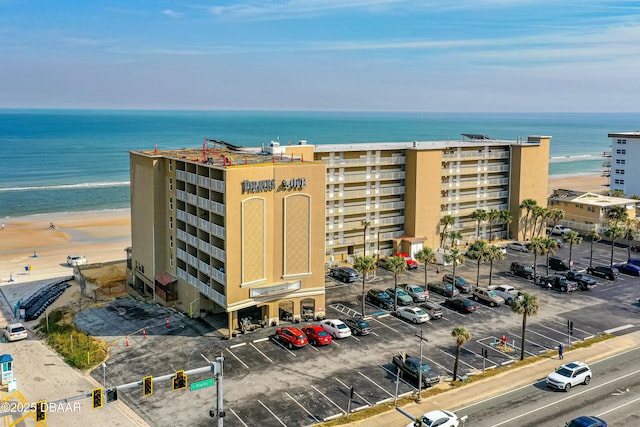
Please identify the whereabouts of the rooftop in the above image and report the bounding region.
[550,189,638,207]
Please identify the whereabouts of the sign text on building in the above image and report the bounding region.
[241,178,306,193]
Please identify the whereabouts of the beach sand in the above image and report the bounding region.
[0,173,608,285]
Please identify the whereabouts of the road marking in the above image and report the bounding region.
[270,337,297,356]
[548,318,593,335]
[604,324,635,334]
[526,328,562,349]
[251,342,275,363]
[350,335,360,342]
[333,377,372,406]
[253,337,269,343]
[357,371,394,397]
[225,348,249,370]
[492,367,640,426]
[423,355,453,374]
[230,342,246,349]
[367,316,402,333]
[439,349,477,370]
[311,385,346,414]
[285,392,320,423]
[597,394,640,417]
[228,407,249,427]
[258,400,287,426]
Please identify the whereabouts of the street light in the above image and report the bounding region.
[415,331,429,403]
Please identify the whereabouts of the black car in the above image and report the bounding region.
[586,265,619,281]
[562,270,598,290]
[510,262,535,280]
[365,289,394,309]
[549,256,570,271]
[442,274,471,293]
[444,297,477,313]
[427,282,459,297]
[613,262,640,276]
[342,317,372,335]
[328,266,359,283]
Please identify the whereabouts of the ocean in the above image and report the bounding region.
[1,110,638,218]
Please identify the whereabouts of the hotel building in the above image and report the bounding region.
[608,131,640,197]
[128,135,550,337]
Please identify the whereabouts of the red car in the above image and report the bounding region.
[302,325,333,346]
[275,326,308,349]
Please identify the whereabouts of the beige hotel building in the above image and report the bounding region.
[128,135,549,336]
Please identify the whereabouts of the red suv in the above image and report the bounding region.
[275,326,308,349]
[395,252,418,270]
[302,325,333,346]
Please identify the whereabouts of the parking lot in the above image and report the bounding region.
[77,239,640,427]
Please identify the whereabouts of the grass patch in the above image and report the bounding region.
[37,308,109,371]
[314,333,615,427]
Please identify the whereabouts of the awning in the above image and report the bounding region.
[155,271,177,287]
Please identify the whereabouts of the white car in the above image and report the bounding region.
[67,255,87,266]
[487,284,521,305]
[4,323,28,342]
[405,409,461,427]
[396,306,430,324]
[507,242,528,253]
[320,319,352,339]
[546,361,592,391]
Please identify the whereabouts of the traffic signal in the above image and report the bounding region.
[35,401,46,422]
[172,370,187,391]
[92,388,104,409]
[106,388,118,403]
[143,375,153,396]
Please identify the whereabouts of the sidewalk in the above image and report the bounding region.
[343,331,640,426]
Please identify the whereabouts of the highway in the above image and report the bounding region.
[456,348,640,426]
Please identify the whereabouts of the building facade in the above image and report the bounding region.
[128,135,550,336]
[609,131,640,197]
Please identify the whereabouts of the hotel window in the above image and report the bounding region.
[616,149,626,155]
[169,197,173,210]
[169,161,173,172]
[616,159,626,164]
[587,206,595,212]
[617,139,627,144]
[614,179,625,185]
[169,178,173,191]
[169,216,173,229]
[170,235,173,248]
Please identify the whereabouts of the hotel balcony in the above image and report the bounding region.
[327,215,405,232]
[177,268,226,307]
[441,190,508,203]
[327,186,405,200]
[177,170,225,193]
[441,164,510,176]
[441,177,509,190]
[442,151,510,161]
[327,201,405,215]
[327,170,406,183]
[324,156,406,168]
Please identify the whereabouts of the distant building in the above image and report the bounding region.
[608,131,640,196]
[548,189,637,233]
[128,135,550,337]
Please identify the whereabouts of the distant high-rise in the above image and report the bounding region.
[609,131,640,197]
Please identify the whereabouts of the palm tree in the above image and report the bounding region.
[361,220,371,257]
[542,237,559,275]
[529,206,545,238]
[451,326,472,381]
[511,292,539,361]
[486,245,505,287]
[563,231,582,268]
[466,240,489,288]
[549,208,565,230]
[414,247,436,292]
[585,229,602,268]
[471,209,488,240]
[353,255,376,316]
[526,237,546,279]
[440,215,455,248]
[488,209,500,241]
[519,199,537,240]
[444,248,465,289]
[536,208,551,238]
[605,226,624,266]
[607,205,628,225]
[623,221,637,260]
[499,209,513,240]
[448,231,462,249]
[386,255,407,311]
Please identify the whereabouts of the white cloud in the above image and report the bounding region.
[162,9,183,18]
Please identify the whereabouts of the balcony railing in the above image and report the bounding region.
[442,151,510,160]
[324,156,406,168]
[327,186,405,200]
[328,171,406,183]
[328,201,405,215]
[177,268,226,307]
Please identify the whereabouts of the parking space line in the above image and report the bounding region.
[380,366,418,390]
[367,316,403,334]
[526,329,561,349]
[311,385,346,414]
[547,318,593,335]
[225,348,250,370]
[439,349,480,370]
[228,407,249,427]
[251,342,276,363]
[285,392,320,423]
[253,337,269,343]
[258,400,287,426]
[350,335,361,342]
[270,337,297,356]
[422,355,453,375]
[333,377,373,406]
[604,324,634,334]
[230,342,246,349]
[357,371,394,397]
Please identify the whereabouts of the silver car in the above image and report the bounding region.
[403,284,428,302]
[507,242,528,253]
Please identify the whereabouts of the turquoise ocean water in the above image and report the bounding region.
[1,110,637,218]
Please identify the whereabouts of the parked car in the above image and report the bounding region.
[328,266,359,283]
[547,225,573,236]
[403,283,428,302]
[562,270,598,290]
[427,282,460,297]
[472,287,505,307]
[444,297,477,313]
[275,326,308,349]
[565,416,608,427]
[3,323,27,342]
[378,256,406,271]
[613,262,640,276]
[631,245,640,252]
[627,258,640,267]
[366,289,394,309]
[442,274,471,293]
[535,275,578,292]
[405,409,461,427]
[342,317,372,336]
[510,262,535,280]
[301,325,332,346]
[395,252,418,269]
[392,354,441,389]
[320,319,352,339]
[546,361,592,391]
[66,255,87,266]
[386,287,413,306]
[419,300,444,319]
[549,256,571,271]
[487,284,521,305]
[507,242,529,253]
[586,265,619,280]
[396,306,430,324]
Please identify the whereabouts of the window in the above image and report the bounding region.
[615,169,625,175]
[616,149,626,155]
[617,139,627,144]
[169,178,173,191]
[169,197,173,210]
[170,235,173,248]
[168,161,173,172]
[614,179,625,185]
[169,216,173,229]
[587,206,595,212]
[616,159,626,164]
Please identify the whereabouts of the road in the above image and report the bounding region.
[457,348,640,426]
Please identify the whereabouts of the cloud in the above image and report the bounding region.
[162,9,183,18]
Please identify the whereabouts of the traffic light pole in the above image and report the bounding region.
[215,356,224,427]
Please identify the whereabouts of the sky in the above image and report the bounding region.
[1,0,639,112]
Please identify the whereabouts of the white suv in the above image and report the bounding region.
[546,361,592,391]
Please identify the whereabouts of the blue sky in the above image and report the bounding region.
[1,0,638,111]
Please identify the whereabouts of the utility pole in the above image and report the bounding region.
[415,331,429,403]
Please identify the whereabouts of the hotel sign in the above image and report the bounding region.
[242,178,306,193]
